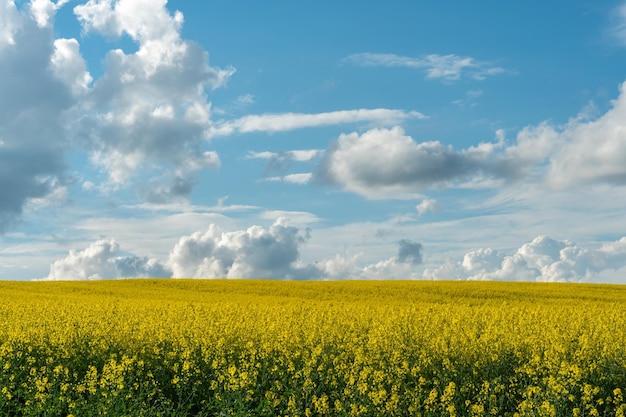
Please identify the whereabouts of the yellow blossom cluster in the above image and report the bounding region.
[0,279,625,416]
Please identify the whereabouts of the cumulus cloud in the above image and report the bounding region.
[46,221,320,280]
[0,1,74,231]
[72,0,233,198]
[458,81,626,189]
[50,38,92,96]
[1,0,235,229]
[343,52,506,82]
[546,81,626,187]
[45,239,171,280]
[29,0,69,28]
[316,126,508,198]
[208,109,426,137]
[2,1,434,217]
[41,225,626,283]
[316,83,626,199]
[168,219,320,279]
[166,221,422,280]
[423,235,626,282]
[0,0,21,47]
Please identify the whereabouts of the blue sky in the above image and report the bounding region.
[2,0,626,282]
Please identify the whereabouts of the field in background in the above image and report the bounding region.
[1,279,626,416]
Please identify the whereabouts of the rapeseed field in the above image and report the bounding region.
[0,279,625,416]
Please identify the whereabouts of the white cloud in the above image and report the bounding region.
[75,0,183,46]
[343,52,506,82]
[246,151,275,159]
[246,149,321,162]
[487,82,626,189]
[546,81,626,187]
[43,214,626,283]
[174,224,424,281]
[71,0,233,200]
[167,219,319,279]
[316,82,626,199]
[4,0,230,212]
[0,0,21,47]
[45,219,321,280]
[316,126,503,199]
[126,197,259,214]
[264,173,312,184]
[312,254,362,280]
[50,38,92,96]
[423,236,626,282]
[45,239,171,280]
[29,0,69,28]
[416,198,440,216]
[208,109,426,137]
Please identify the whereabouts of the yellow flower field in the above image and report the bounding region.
[0,279,625,416]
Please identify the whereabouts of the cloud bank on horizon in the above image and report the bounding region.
[44,221,626,283]
[3,0,626,282]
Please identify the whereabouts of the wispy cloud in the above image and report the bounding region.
[125,196,259,214]
[213,94,256,115]
[610,1,626,46]
[208,108,427,137]
[234,94,255,106]
[260,210,320,224]
[343,52,506,82]
[452,89,484,107]
[246,150,320,184]
[264,173,312,184]
[246,149,321,162]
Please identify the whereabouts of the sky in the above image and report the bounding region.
[2,0,626,282]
